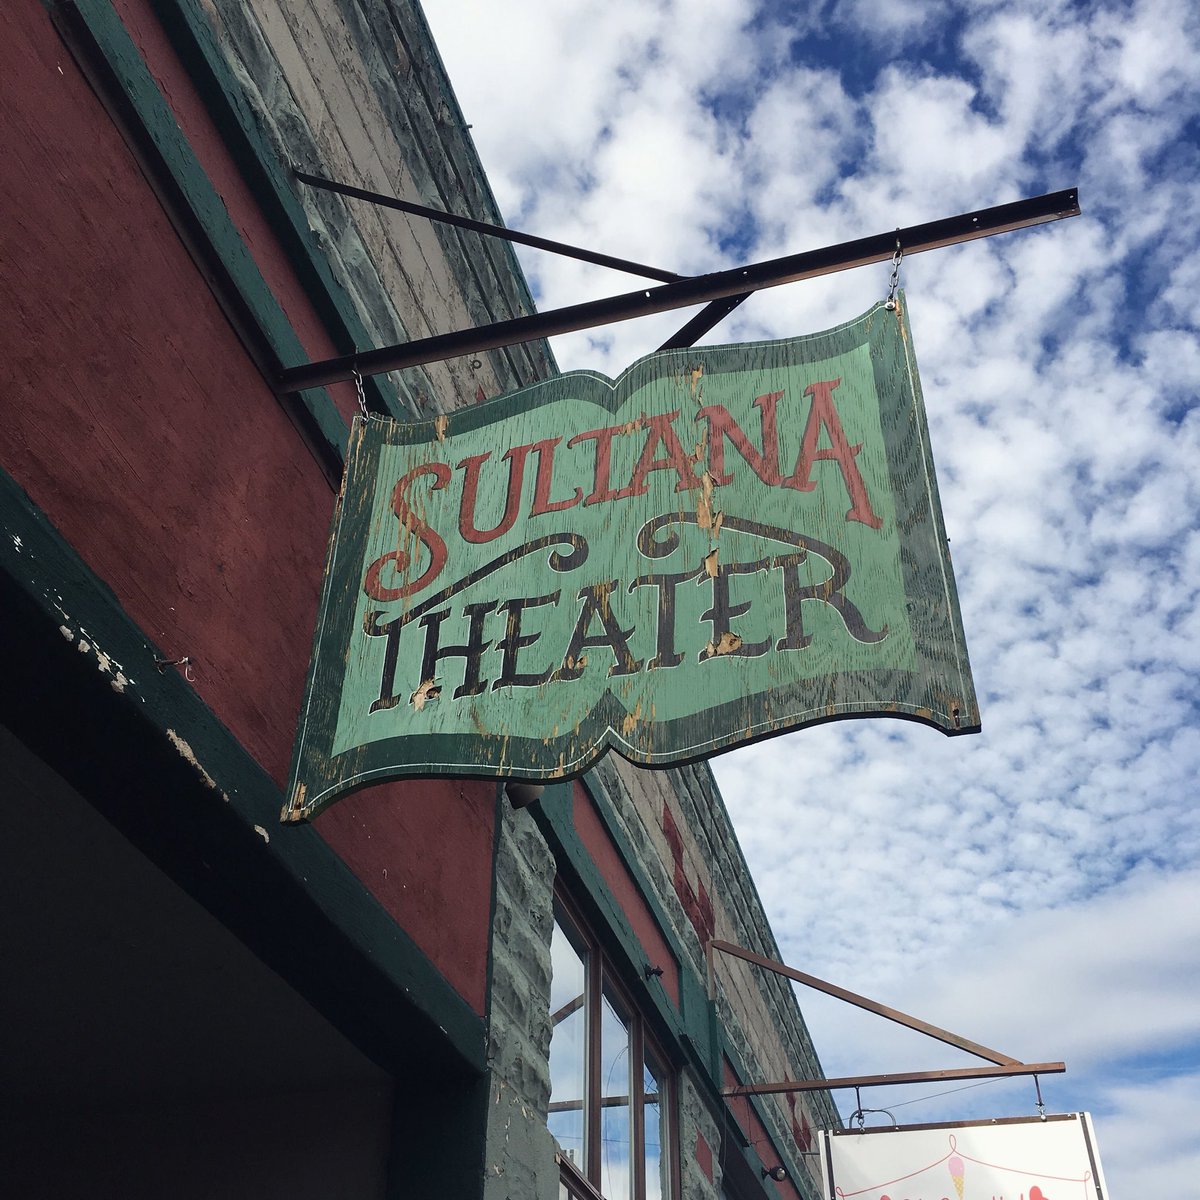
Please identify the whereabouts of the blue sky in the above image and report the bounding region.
[422,0,1199,1192]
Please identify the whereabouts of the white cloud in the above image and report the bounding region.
[422,0,1200,1194]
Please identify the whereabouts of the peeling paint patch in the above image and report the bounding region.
[707,631,743,656]
[165,728,218,790]
[53,613,140,695]
[253,824,270,844]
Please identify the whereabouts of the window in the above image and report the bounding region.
[549,897,675,1200]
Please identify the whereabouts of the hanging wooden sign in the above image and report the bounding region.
[284,296,979,822]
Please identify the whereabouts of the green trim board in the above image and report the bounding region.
[578,767,689,977]
[721,1036,822,1200]
[667,761,837,1117]
[533,775,814,1193]
[0,463,484,1078]
[533,784,695,1060]
[287,298,980,820]
[149,0,555,411]
[143,0,402,417]
[58,0,350,464]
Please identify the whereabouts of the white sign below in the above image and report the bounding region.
[819,1114,1108,1200]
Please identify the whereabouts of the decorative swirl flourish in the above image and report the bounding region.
[636,511,832,563]
[635,511,886,645]
[365,531,589,638]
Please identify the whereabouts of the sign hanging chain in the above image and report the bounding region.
[885,234,903,311]
[352,367,369,419]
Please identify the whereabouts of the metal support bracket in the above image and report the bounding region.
[709,939,1066,1095]
[276,188,1079,394]
[295,170,682,283]
[295,170,753,349]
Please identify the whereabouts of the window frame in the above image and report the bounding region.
[550,891,679,1200]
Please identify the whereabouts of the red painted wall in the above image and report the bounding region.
[109,0,361,429]
[0,0,491,1014]
[572,781,680,1007]
[723,1058,804,1200]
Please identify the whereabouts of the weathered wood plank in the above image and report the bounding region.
[199,0,553,414]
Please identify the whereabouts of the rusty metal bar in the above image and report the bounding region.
[722,1062,1067,1097]
[295,170,683,283]
[276,188,1079,393]
[297,172,755,350]
[710,939,1020,1066]
[659,291,753,350]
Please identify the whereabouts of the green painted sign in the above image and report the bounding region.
[284,296,978,822]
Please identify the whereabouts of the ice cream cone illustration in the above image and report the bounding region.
[948,1154,965,1200]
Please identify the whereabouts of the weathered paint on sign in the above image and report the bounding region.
[284,296,978,822]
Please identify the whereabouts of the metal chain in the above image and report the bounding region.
[352,367,369,419]
[885,236,903,311]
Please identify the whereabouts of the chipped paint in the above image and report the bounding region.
[283,781,308,823]
[55,612,137,696]
[706,632,743,657]
[289,303,979,816]
[165,728,218,791]
[695,469,717,530]
[253,824,270,843]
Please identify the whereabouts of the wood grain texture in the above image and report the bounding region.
[191,0,555,414]
[288,300,980,819]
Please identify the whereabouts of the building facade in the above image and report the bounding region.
[0,2,839,1196]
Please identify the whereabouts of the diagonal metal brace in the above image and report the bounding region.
[296,169,744,347]
[709,938,1019,1065]
[708,939,1066,1095]
[295,170,682,283]
[276,188,1079,394]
